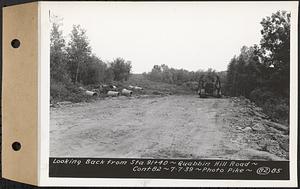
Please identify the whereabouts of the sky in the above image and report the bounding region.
[47,2,296,73]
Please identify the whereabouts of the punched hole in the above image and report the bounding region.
[12,142,21,151]
[11,39,21,48]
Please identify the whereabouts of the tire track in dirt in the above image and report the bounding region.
[50,95,287,160]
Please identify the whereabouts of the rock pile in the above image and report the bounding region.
[222,97,289,160]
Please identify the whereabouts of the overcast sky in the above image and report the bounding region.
[47,2,295,73]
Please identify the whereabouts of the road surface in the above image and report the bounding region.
[50,95,288,160]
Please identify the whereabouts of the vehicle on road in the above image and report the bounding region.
[198,74,222,98]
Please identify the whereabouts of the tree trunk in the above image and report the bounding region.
[75,61,80,84]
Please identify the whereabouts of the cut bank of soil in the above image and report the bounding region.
[50,95,288,160]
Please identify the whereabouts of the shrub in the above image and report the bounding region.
[250,88,289,124]
[50,80,69,103]
[50,80,92,103]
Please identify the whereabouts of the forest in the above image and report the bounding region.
[225,11,290,124]
[50,11,290,124]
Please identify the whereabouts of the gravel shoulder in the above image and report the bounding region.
[50,95,289,160]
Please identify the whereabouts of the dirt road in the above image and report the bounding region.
[50,95,288,160]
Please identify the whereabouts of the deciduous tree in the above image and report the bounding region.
[66,25,92,83]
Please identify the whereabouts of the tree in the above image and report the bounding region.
[224,11,291,123]
[226,57,237,96]
[50,16,69,82]
[104,67,114,83]
[81,55,107,85]
[66,25,92,84]
[225,46,262,97]
[148,65,162,81]
[110,58,132,81]
[259,11,290,96]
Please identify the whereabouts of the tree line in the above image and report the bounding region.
[144,65,226,92]
[226,11,290,123]
[50,16,132,101]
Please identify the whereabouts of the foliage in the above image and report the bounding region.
[249,88,289,124]
[50,18,132,103]
[66,25,92,84]
[80,55,107,85]
[109,58,132,81]
[145,64,223,90]
[50,79,91,103]
[259,11,290,96]
[225,46,263,97]
[226,11,290,123]
[50,17,69,82]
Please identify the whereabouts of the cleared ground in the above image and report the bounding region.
[50,95,288,160]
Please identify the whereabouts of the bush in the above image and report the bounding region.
[50,80,69,102]
[250,88,289,124]
[250,88,273,104]
[50,80,92,103]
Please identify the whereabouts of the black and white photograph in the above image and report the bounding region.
[1,1,298,187]
[49,2,293,162]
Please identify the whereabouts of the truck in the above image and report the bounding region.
[198,74,222,98]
